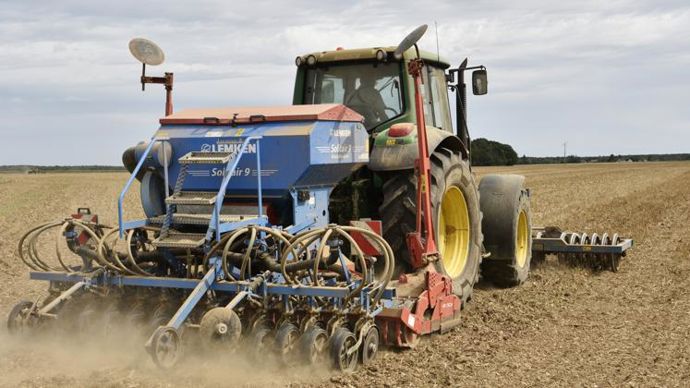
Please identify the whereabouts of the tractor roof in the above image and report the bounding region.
[159,104,363,125]
[297,46,451,69]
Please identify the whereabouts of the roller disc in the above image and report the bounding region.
[149,302,174,330]
[360,325,380,365]
[248,323,274,360]
[330,327,358,373]
[149,326,181,369]
[76,304,98,333]
[199,307,242,352]
[7,300,37,335]
[299,326,329,365]
[275,322,300,366]
[124,302,146,327]
[609,254,620,272]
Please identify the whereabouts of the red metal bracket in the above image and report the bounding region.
[69,208,98,246]
[377,268,462,348]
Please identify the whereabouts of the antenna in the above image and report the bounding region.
[563,142,567,159]
[434,21,440,62]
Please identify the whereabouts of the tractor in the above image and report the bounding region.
[8,25,631,371]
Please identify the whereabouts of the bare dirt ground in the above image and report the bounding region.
[1,162,689,387]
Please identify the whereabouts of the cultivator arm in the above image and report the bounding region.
[11,209,408,371]
[532,226,633,272]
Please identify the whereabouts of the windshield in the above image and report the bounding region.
[304,61,403,131]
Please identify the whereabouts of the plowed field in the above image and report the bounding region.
[1,162,688,387]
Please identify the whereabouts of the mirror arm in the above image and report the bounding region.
[451,61,486,158]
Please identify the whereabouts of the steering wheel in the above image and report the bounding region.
[384,107,399,117]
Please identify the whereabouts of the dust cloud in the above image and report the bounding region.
[0,321,331,388]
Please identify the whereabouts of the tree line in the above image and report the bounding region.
[469,138,690,166]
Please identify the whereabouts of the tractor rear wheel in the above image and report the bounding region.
[380,147,482,304]
[478,174,532,287]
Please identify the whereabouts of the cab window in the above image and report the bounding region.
[428,66,453,132]
[420,65,453,132]
[304,61,404,131]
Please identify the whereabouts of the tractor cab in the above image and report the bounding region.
[293,47,488,155]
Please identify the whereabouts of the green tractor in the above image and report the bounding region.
[293,27,533,301]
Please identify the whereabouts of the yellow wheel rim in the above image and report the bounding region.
[516,210,529,268]
[438,186,470,278]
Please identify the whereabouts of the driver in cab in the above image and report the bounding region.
[345,74,388,129]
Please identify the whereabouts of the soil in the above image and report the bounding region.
[0,162,689,387]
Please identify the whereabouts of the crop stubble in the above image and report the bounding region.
[0,162,688,387]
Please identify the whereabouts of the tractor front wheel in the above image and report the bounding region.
[380,147,482,304]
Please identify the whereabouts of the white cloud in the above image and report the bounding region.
[0,0,688,164]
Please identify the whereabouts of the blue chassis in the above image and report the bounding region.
[30,265,396,333]
[47,121,385,345]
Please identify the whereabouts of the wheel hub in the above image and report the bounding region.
[216,322,228,335]
[439,186,470,278]
[516,210,529,267]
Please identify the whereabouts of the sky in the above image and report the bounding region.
[0,0,688,164]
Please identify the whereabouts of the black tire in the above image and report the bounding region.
[275,322,300,367]
[149,326,181,369]
[299,326,329,365]
[329,327,358,373]
[360,325,379,364]
[7,300,35,335]
[248,323,274,361]
[479,174,532,287]
[380,147,482,303]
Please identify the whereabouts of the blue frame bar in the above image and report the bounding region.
[256,141,263,219]
[29,271,394,300]
[208,136,263,242]
[164,265,217,330]
[217,216,269,234]
[118,138,165,238]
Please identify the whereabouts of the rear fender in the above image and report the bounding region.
[368,125,466,172]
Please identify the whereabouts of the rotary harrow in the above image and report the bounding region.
[8,26,632,373]
[532,226,633,272]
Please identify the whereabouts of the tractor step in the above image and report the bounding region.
[149,213,256,226]
[166,191,218,205]
[152,232,207,249]
[178,151,232,165]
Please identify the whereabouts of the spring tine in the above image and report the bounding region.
[590,233,599,245]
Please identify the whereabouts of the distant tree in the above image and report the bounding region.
[471,138,519,166]
[565,155,582,164]
[607,154,616,162]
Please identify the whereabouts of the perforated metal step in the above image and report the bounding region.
[178,151,232,165]
[166,191,218,205]
[152,232,206,249]
[148,213,256,226]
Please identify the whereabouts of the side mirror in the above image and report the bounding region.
[321,80,335,103]
[472,69,488,95]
